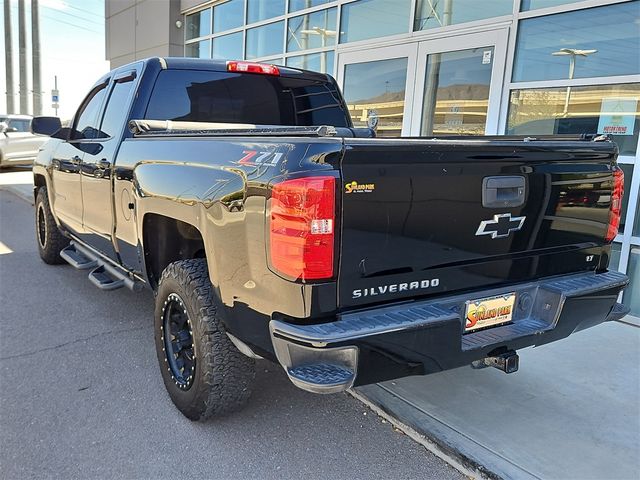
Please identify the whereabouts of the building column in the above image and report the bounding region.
[18,0,29,114]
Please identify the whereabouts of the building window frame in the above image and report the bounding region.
[498,0,640,310]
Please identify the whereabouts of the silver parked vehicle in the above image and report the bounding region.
[0,114,50,168]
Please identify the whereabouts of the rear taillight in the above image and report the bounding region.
[227,61,280,76]
[269,176,336,281]
[605,167,624,243]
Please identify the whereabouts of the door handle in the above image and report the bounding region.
[97,158,111,169]
[482,176,526,208]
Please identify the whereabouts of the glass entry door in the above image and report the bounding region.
[337,44,418,137]
[410,29,508,136]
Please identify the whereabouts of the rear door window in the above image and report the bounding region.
[144,69,349,127]
[99,73,138,139]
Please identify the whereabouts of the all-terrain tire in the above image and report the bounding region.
[35,186,69,264]
[154,258,255,421]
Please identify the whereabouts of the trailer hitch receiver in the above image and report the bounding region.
[472,350,519,374]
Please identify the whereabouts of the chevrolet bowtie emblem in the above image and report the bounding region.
[476,213,526,239]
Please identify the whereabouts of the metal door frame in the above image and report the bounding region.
[410,28,510,136]
[336,43,419,137]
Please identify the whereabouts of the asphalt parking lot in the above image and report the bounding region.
[0,184,465,479]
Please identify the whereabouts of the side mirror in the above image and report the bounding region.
[31,116,62,136]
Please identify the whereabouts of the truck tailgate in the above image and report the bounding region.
[338,137,618,308]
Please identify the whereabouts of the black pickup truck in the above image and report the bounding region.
[31,58,628,421]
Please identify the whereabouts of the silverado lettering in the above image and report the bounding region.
[352,279,440,298]
[30,58,629,421]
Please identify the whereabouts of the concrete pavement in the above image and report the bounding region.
[0,168,33,204]
[3,169,638,479]
[356,317,640,480]
[0,186,464,478]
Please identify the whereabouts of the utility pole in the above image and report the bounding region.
[3,0,15,113]
[32,0,42,115]
[18,0,29,114]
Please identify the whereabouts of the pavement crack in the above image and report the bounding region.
[0,325,150,361]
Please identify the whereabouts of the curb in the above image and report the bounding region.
[349,385,533,480]
[350,389,493,480]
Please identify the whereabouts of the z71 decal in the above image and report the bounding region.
[237,150,283,167]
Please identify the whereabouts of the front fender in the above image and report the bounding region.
[32,139,61,220]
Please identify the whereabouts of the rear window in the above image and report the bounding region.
[144,70,350,127]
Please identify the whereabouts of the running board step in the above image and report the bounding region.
[286,363,355,394]
[60,244,98,270]
[89,265,126,290]
[60,241,143,292]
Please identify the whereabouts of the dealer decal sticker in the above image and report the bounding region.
[345,181,375,194]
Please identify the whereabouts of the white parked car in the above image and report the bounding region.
[0,114,51,168]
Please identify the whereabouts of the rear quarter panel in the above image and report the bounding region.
[113,136,343,349]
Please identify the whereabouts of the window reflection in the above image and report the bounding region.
[289,0,331,12]
[287,8,337,52]
[247,0,285,24]
[343,57,408,137]
[213,0,244,33]
[619,164,634,235]
[246,21,284,59]
[522,0,587,11]
[610,242,622,272]
[507,84,640,156]
[185,40,211,59]
[212,32,243,60]
[185,8,211,40]
[512,2,640,82]
[421,47,493,136]
[340,0,411,44]
[635,191,640,237]
[286,51,335,74]
[624,247,640,316]
[414,0,511,31]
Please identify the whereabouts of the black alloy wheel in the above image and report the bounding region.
[34,186,69,264]
[36,202,47,250]
[161,293,196,390]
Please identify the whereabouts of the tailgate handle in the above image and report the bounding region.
[482,176,526,208]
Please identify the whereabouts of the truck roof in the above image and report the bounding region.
[160,57,232,71]
[115,57,332,82]
[0,114,32,120]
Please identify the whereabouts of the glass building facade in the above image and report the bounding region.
[183,0,640,316]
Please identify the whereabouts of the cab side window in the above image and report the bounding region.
[99,75,137,139]
[71,84,108,140]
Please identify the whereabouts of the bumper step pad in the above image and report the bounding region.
[287,364,355,393]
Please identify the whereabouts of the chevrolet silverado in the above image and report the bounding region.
[31,58,629,420]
